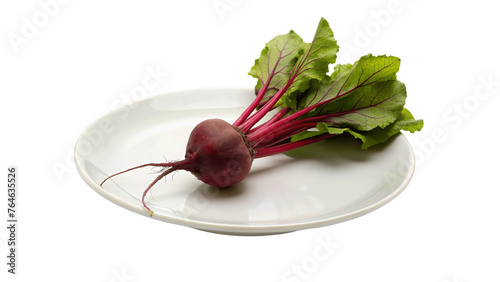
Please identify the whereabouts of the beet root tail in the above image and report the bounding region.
[99,162,171,187]
[100,159,196,217]
[141,167,177,217]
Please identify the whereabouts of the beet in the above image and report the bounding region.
[100,18,423,216]
[100,118,258,216]
[184,119,253,187]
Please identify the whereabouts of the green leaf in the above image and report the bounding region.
[292,108,423,149]
[398,108,424,133]
[248,30,305,105]
[296,54,401,111]
[286,17,339,94]
[327,108,423,149]
[249,18,339,109]
[320,80,407,131]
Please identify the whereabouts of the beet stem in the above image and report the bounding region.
[246,107,289,135]
[248,120,320,148]
[239,73,297,133]
[253,134,334,158]
[233,77,272,127]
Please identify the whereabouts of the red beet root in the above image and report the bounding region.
[185,119,253,187]
[100,118,255,216]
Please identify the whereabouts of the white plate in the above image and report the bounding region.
[75,88,415,235]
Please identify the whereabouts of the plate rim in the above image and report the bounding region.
[75,87,416,235]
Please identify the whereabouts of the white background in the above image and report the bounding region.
[1,0,499,281]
